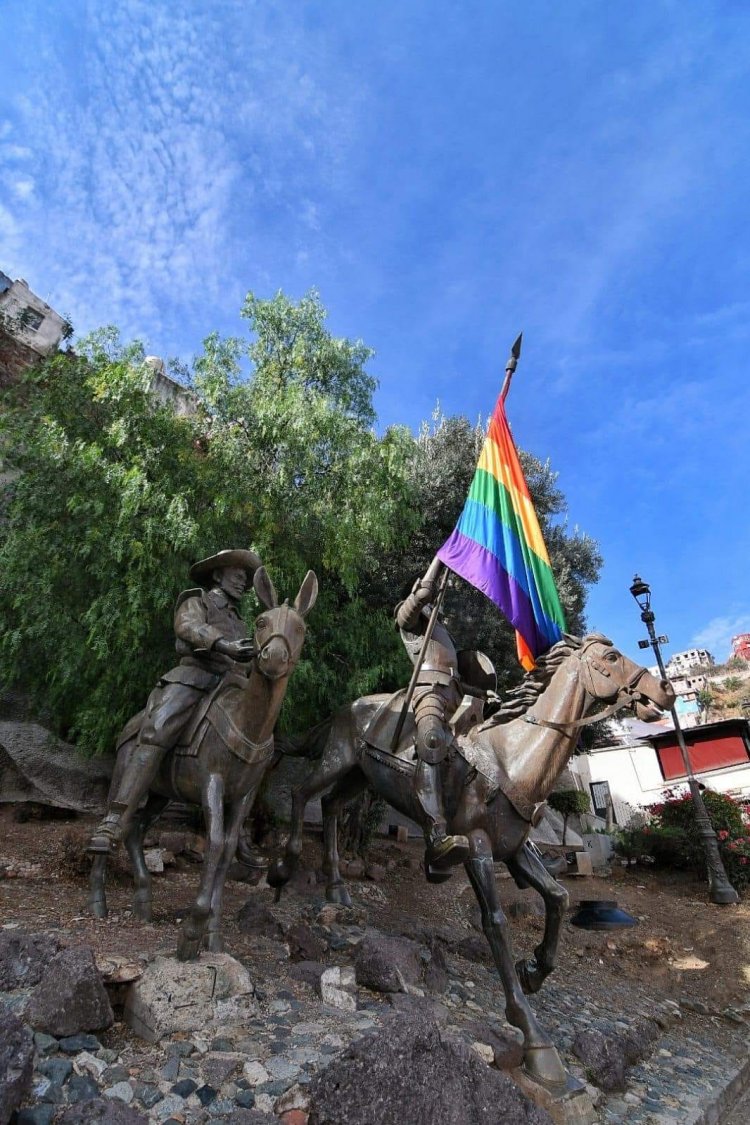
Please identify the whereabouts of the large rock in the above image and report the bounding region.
[0,1009,34,1125]
[354,932,424,994]
[27,947,113,1037]
[124,953,256,1043]
[308,1014,552,1125]
[0,721,112,811]
[0,930,66,991]
[572,1018,659,1092]
[236,898,284,941]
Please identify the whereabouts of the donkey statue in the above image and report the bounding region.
[268,633,674,1089]
[89,567,318,961]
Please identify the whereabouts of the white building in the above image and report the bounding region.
[0,271,68,371]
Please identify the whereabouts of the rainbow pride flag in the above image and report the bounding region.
[437,393,566,670]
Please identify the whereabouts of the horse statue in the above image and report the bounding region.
[89,567,318,961]
[268,633,674,1089]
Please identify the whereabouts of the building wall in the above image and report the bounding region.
[571,740,750,827]
[0,275,67,358]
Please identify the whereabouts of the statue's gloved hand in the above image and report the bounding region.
[214,638,257,662]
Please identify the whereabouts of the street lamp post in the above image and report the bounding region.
[629,575,739,906]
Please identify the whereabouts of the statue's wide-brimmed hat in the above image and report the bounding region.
[189,549,262,588]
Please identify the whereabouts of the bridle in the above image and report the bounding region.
[523,637,653,732]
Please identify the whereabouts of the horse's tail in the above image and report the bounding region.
[274,718,332,761]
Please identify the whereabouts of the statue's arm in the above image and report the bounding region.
[174,596,225,652]
[395,559,442,631]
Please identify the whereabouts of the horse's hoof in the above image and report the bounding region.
[88,898,108,920]
[267,858,293,889]
[326,883,351,907]
[522,1045,568,1091]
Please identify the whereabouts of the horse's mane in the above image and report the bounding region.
[483,633,586,725]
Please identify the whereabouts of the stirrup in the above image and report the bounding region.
[424,859,453,884]
[426,833,470,870]
[87,817,122,854]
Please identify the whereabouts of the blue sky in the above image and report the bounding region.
[2,1,750,663]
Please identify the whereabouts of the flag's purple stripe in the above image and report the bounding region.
[438,529,562,657]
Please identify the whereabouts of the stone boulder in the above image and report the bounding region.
[0,929,66,992]
[307,1014,552,1125]
[236,898,284,941]
[0,721,112,812]
[124,952,256,1043]
[354,930,447,995]
[354,932,423,994]
[27,947,113,1037]
[0,1009,34,1125]
[572,1018,660,1092]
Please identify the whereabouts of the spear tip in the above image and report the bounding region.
[511,332,523,359]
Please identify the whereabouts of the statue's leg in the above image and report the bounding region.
[267,727,354,890]
[321,770,367,907]
[88,741,168,852]
[87,853,108,918]
[413,759,469,870]
[465,828,567,1091]
[506,842,569,995]
[206,779,262,952]
[124,794,169,923]
[177,772,224,962]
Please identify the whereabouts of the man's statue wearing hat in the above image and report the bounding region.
[88,549,261,853]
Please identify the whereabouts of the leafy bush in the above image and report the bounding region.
[625,788,750,892]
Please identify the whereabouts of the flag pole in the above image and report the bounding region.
[391,562,450,751]
[500,332,523,402]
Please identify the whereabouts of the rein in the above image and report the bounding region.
[522,641,651,733]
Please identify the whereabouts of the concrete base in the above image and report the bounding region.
[512,1070,596,1125]
[124,952,256,1044]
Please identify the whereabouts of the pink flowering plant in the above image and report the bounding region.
[628,788,750,892]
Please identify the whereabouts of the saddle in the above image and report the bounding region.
[362,690,542,825]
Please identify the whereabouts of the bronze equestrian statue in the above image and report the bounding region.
[269,632,673,1088]
[88,551,318,961]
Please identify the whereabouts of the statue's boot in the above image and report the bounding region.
[414,757,469,871]
[88,741,167,853]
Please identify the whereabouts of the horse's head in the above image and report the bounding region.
[578,634,675,720]
[251,567,318,681]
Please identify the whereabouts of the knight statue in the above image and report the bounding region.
[395,558,471,872]
[88,548,261,853]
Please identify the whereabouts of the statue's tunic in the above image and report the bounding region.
[139,587,250,749]
[395,596,462,763]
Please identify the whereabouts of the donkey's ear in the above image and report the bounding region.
[293,571,318,618]
[253,566,279,609]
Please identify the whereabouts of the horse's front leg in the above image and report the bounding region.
[177,773,224,962]
[124,795,170,922]
[321,771,367,906]
[506,841,569,995]
[465,829,567,1091]
[88,854,108,918]
[206,777,262,952]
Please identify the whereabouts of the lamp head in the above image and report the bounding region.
[629,574,651,613]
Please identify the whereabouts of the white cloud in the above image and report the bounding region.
[0,0,362,349]
[691,614,750,662]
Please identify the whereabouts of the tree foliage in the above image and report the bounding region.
[0,293,413,752]
[0,289,602,756]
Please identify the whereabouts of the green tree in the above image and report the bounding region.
[0,294,415,753]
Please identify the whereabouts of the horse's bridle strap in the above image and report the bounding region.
[523,644,651,732]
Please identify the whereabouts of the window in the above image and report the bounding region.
[20,307,44,331]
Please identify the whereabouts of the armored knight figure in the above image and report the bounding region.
[396,560,470,871]
[88,548,261,853]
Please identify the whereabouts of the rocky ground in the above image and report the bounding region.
[1,806,750,1124]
